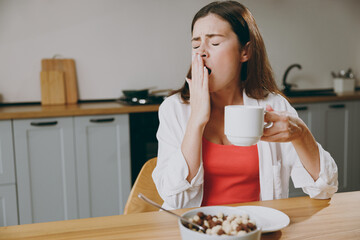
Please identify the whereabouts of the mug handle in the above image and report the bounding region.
[264,110,273,128]
[264,121,273,128]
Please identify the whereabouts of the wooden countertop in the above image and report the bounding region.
[287,91,360,104]
[1,91,360,120]
[0,102,159,120]
[0,191,359,240]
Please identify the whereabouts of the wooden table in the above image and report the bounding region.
[1,191,359,240]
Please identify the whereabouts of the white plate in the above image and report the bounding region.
[236,206,290,233]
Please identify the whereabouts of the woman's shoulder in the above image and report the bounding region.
[160,93,184,108]
[260,92,293,111]
[264,92,288,102]
[159,93,190,113]
[158,93,191,126]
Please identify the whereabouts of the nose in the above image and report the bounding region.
[198,46,208,58]
[193,43,209,58]
[200,51,208,58]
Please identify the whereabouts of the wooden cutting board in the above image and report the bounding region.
[40,71,66,105]
[41,58,79,104]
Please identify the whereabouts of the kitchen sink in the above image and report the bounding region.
[282,89,337,97]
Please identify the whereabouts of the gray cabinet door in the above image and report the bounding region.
[293,104,324,142]
[351,101,360,191]
[291,102,355,195]
[0,185,18,226]
[74,114,131,218]
[318,102,354,192]
[0,120,16,185]
[0,120,18,226]
[289,104,320,197]
[293,105,312,129]
[13,117,78,224]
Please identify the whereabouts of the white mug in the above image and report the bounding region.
[224,105,269,146]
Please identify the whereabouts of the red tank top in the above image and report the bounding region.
[201,137,260,206]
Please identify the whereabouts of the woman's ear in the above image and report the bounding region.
[240,42,251,63]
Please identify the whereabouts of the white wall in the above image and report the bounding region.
[0,0,359,103]
[246,0,360,90]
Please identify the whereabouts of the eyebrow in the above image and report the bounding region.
[191,34,225,41]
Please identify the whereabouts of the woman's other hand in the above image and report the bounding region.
[186,53,211,128]
[262,105,320,180]
[261,105,305,142]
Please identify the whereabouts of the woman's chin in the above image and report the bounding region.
[208,78,217,93]
[208,81,222,93]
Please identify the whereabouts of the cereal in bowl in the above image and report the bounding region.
[186,211,257,236]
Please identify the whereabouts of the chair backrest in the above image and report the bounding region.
[123,157,163,214]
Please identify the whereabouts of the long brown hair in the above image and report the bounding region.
[172,1,281,103]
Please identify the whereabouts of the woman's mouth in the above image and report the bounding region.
[205,66,212,75]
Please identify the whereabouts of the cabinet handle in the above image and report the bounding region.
[30,121,58,127]
[89,118,115,123]
[294,106,308,111]
[329,104,345,109]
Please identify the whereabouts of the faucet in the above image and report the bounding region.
[282,63,302,93]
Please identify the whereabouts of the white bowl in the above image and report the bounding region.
[178,206,262,240]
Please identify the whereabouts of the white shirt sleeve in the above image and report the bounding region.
[291,142,338,199]
[152,96,203,209]
[278,96,338,199]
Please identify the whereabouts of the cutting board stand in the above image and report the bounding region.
[40,58,79,105]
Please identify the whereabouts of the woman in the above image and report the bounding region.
[152,1,338,210]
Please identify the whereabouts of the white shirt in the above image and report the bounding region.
[152,92,338,210]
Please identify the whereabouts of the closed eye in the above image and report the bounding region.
[192,46,200,49]
[212,43,220,46]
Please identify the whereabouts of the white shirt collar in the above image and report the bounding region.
[243,89,260,106]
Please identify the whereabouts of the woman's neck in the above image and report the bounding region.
[210,86,243,110]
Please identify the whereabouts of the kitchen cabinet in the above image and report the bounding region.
[289,101,358,197]
[288,105,313,197]
[317,101,355,193]
[13,117,78,224]
[12,114,132,224]
[350,101,360,192]
[0,120,18,226]
[74,114,131,218]
[0,120,16,185]
[293,104,323,141]
[0,185,18,226]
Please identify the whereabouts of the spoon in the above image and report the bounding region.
[137,193,205,232]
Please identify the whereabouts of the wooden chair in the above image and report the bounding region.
[124,157,163,214]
